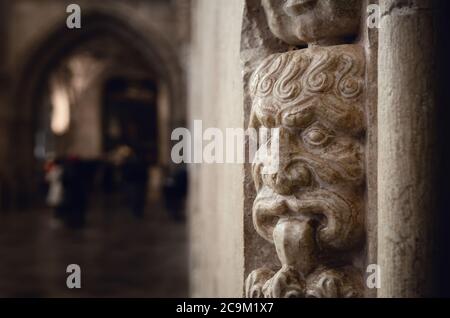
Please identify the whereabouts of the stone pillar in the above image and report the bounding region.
[378,0,437,297]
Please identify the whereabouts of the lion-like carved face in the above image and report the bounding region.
[249,45,365,254]
[262,0,362,45]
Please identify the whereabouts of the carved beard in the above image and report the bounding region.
[248,182,365,298]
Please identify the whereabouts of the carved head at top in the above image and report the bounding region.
[262,0,362,45]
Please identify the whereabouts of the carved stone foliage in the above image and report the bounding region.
[245,45,365,298]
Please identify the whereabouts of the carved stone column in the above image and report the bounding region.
[243,0,368,298]
[378,0,437,298]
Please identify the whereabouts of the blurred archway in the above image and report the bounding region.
[10,10,185,205]
[0,9,188,297]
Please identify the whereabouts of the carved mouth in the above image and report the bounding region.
[252,186,362,251]
[284,0,318,17]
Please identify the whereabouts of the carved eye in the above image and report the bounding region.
[303,127,331,146]
[281,106,314,129]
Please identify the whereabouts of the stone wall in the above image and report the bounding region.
[188,0,245,297]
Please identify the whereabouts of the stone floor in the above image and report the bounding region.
[0,197,188,298]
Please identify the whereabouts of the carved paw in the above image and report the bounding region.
[305,267,363,298]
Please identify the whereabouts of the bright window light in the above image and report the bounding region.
[50,82,70,135]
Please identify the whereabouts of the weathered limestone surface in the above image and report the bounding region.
[262,0,361,46]
[243,0,370,298]
[241,0,291,286]
[378,0,437,298]
[246,44,367,298]
[360,0,379,299]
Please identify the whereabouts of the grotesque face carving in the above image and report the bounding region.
[262,0,362,45]
[247,45,365,297]
[250,45,365,253]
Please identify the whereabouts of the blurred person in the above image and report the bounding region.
[117,146,149,219]
[45,158,65,228]
[61,155,89,229]
[163,167,187,222]
[122,153,149,219]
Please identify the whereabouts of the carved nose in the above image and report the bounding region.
[264,161,311,195]
[261,126,311,195]
[284,0,317,17]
